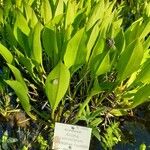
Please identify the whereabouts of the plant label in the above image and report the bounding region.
[52,122,92,150]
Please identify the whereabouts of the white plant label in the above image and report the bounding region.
[52,122,92,150]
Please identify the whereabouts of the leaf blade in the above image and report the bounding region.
[5,80,31,114]
[0,43,13,64]
[45,62,70,113]
[117,39,144,81]
[64,28,85,69]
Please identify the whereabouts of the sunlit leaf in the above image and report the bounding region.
[65,0,77,29]
[86,22,100,61]
[64,28,86,69]
[7,64,28,92]
[117,39,144,81]
[110,109,128,116]
[115,29,125,54]
[55,0,64,16]
[28,0,36,6]
[139,143,146,150]
[0,43,13,64]
[86,0,104,30]
[136,59,150,84]
[125,18,142,45]
[15,0,22,8]
[130,84,150,108]
[145,2,150,17]
[24,4,38,28]
[90,118,103,127]
[41,0,52,24]
[45,62,70,114]
[14,10,30,36]
[5,80,32,117]
[143,35,150,50]
[0,8,3,23]
[92,128,101,141]
[140,21,150,40]
[91,51,110,76]
[31,22,43,66]
[89,35,105,63]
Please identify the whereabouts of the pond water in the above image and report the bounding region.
[90,104,150,150]
[90,121,150,150]
[115,121,150,150]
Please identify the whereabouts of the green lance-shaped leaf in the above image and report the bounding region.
[129,84,150,108]
[65,0,77,29]
[24,4,38,29]
[110,109,128,116]
[45,62,70,114]
[90,51,110,77]
[99,3,115,38]
[31,22,43,66]
[140,21,150,40]
[3,0,12,19]
[136,59,150,84]
[42,27,58,66]
[117,39,144,81]
[144,35,150,50]
[145,2,150,17]
[139,143,146,150]
[111,19,123,38]
[0,43,13,64]
[7,64,28,92]
[5,80,30,111]
[14,10,30,37]
[15,0,22,8]
[28,0,36,6]
[0,8,3,23]
[89,35,105,63]
[5,80,35,120]
[95,52,110,76]
[15,49,35,78]
[41,0,52,24]
[86,22,100,62]
[13,11,31,56]
[64,28,85,69]
[115,29,125,54]
[124,18,142,45]
[86,0,104,30]
[54,0,64,17]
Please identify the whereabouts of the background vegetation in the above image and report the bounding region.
[0,0,150,149]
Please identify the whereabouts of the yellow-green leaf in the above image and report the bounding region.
[136,59,150,84]
[5,80,31,116]
[117,39,144,81]
[31,22,43,65]
[130,84,150,108]
[45,62,70,114]
[7,64,28,92]
[41,0,52,24]
[0,43,13,64]
[14,11,30,37]
[64,28,85,68]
